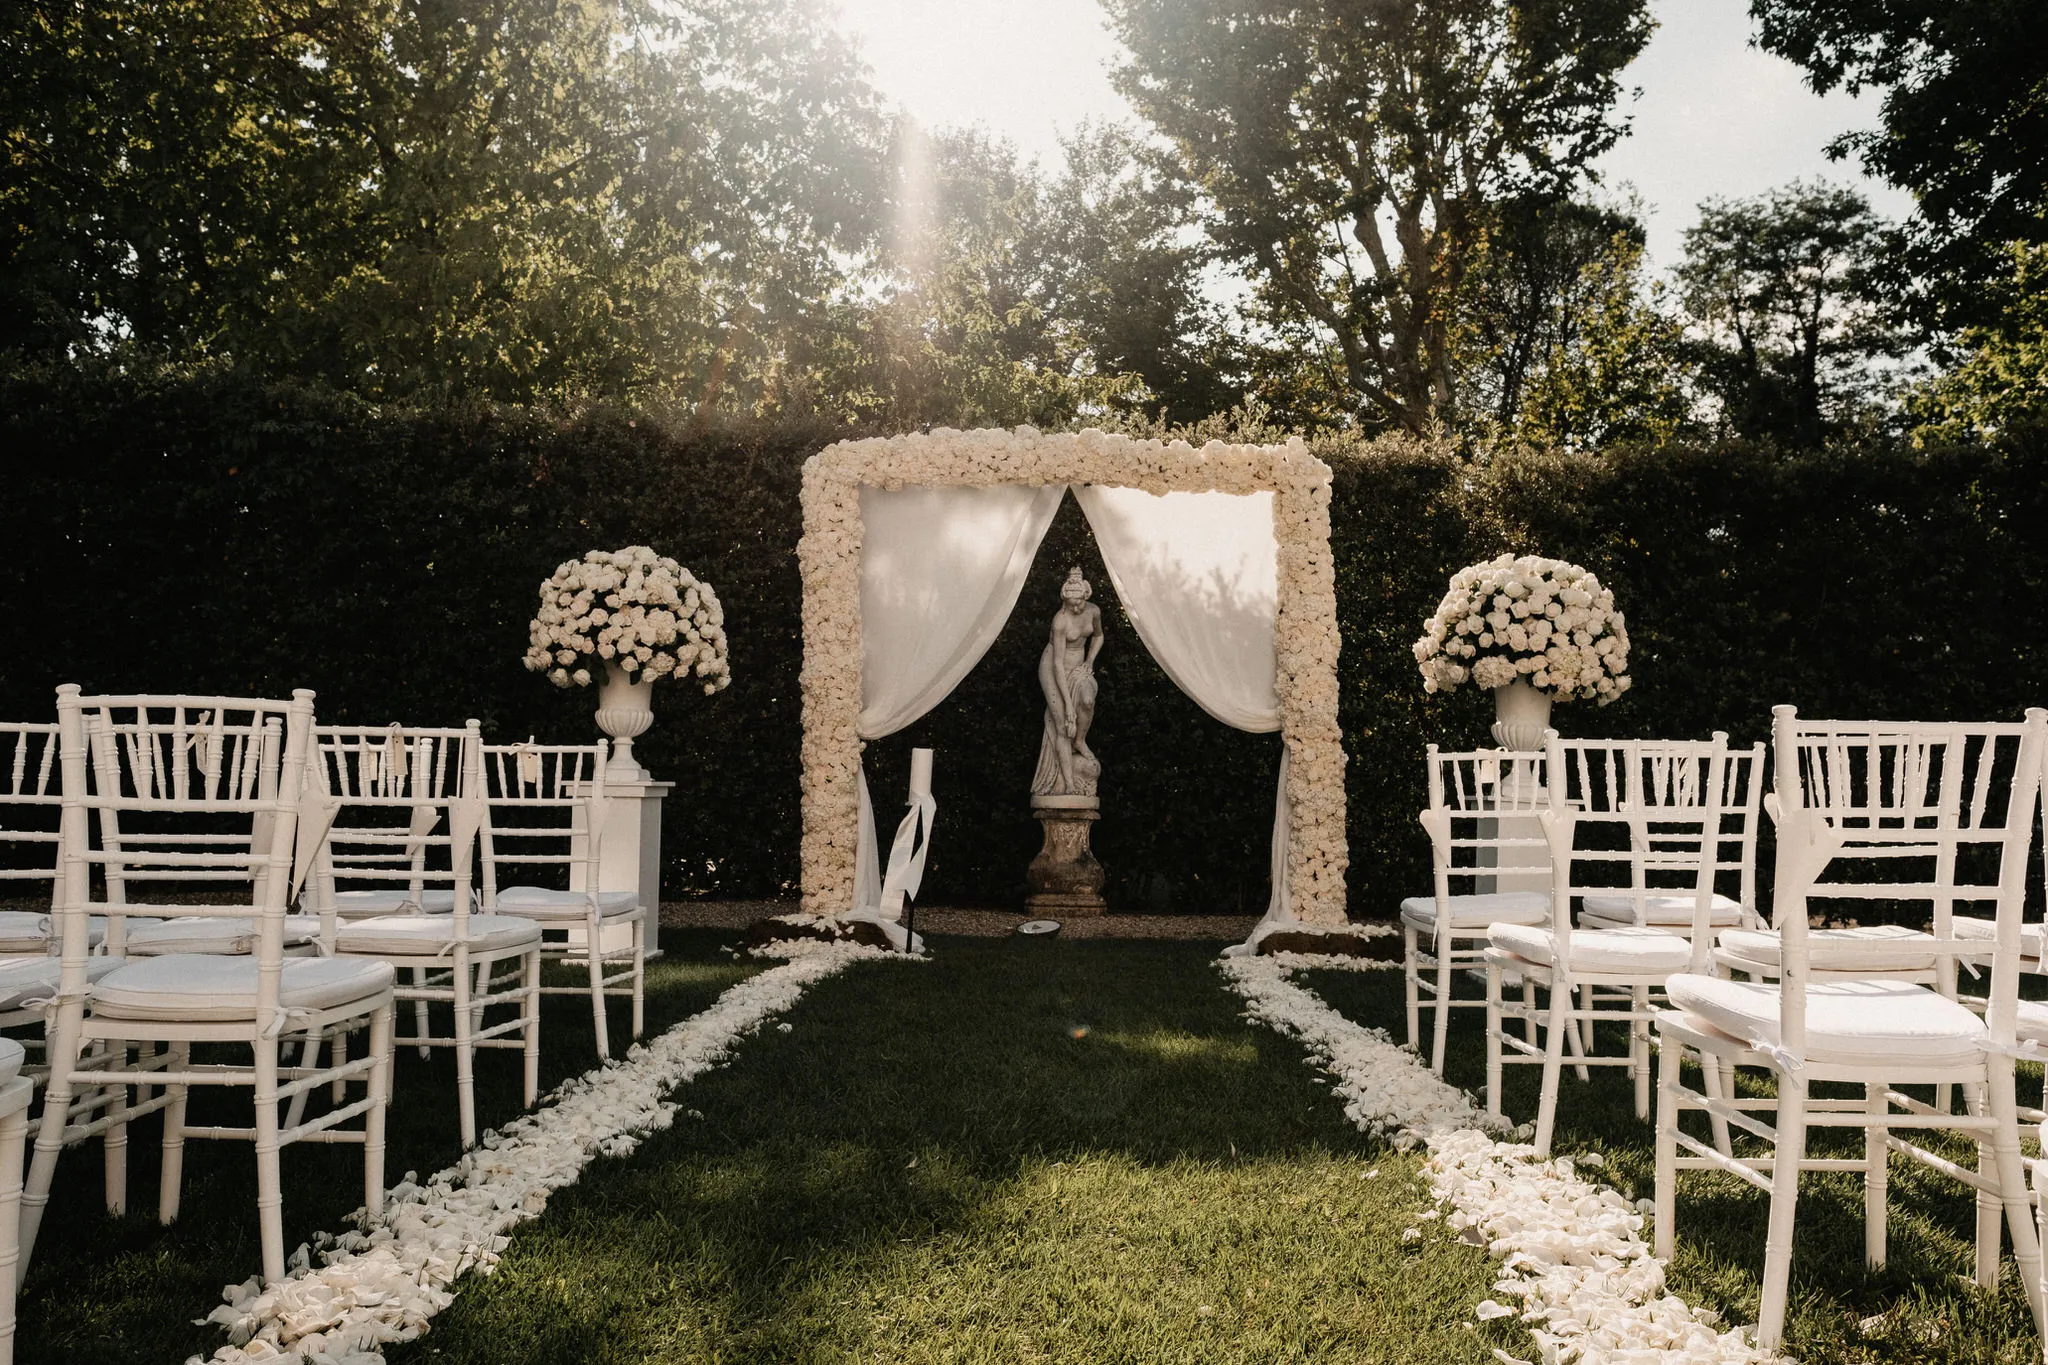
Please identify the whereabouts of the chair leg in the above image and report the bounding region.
[253,1035,285,1285]
[284,1028,321,1131]
[0,1097,25,1362]
[411,967,431,1061]
[522,948,541,1108]
[365,1000,394,1221]
[158,1042,192,1225]
[1430,933,1454,1074]
[102,1045,128,1216]
[1653,1035,1681,1260]
[1521,973,1538,1045]
[1402,927,1420,1048]
[1533,977,1570,1157]
[1569,985,1591,1084]
[1964,1080,2001,1288]
[1864,1082,1888,1269]
[587,916,612,1061]
[1700,1053,1734,1156]
[1485,959,1504,1120]
[1756,1077,1810,1352]
[19,1007,87,1274]
[453,950,476,1149]
[630,914,646,1041]
[1632,986,1652,1121]
[1986,1061,2046,1331]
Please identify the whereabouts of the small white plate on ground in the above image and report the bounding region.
[1017,920,1062,936]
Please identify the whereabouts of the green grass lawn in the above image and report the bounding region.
[14,928,763,1363]
[30,927,2039,1364]
[1304,966,2047,1364]
[380,934,1524,1365]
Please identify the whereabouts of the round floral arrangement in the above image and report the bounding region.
[1412,553,1631,703]
[523,546,731,695]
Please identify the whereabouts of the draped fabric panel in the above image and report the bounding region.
[1072,485,1294,921]
[854,484,1064,912]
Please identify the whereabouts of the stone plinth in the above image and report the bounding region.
[1027,795,1105,915]
[570,774,671,959]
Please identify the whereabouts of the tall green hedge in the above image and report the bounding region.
[5,365,2043,915]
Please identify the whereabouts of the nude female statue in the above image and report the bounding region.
[1031,567,1106,797]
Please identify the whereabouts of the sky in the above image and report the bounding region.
[824,0,1914,272]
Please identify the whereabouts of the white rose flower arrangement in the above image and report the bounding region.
[1412,553,1631,703]
[523,546,732,696]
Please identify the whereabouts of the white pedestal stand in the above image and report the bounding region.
[570,670,671,959]
[569,773,671,959]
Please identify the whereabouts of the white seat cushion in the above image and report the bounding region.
[1666,974,1986,1065]
[2016,999,2048,1045]
[1399,892,1550,934]
[1950,916,2048,960]
[90,955,395,1023]
[1718,924,1939,972]
[331,889,462,918]
[493,887,640,920]
[336,914,542,957]
[1579,893,1744,929]
[0,956,123,1012]
[0,1037,22,1085]
[124,915,323,957]
[1489,923,1693,973]
[0,911,56,954]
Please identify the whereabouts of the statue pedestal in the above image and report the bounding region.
[1027,795,1105,916]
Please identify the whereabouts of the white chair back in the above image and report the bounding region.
[1768,706,2048,1062]
[305,722,483,937]
[1420,744,1550,912]
[0,724,63,911]
[1547,735,1731,970]
[477,740,609,909]
[55,687,315,992]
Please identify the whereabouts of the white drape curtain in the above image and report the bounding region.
[854,484,1065,911]
[1073,486,1293,921]
[851,481,1295,923]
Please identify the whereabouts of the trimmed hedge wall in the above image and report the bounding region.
[5,366,2044,916]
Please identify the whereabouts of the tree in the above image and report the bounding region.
[0,0,891,402]
[1458,195,1690,448]
[1749,0,2048,328]
[1674,182,1906,446]
[1103,0,1653,435]
[1906,242,2048,441]
[1033,124,1245,425]
[772,123,1240,431]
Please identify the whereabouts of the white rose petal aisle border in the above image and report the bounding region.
[192,941,910,1365]
[1221,955,1789,1365]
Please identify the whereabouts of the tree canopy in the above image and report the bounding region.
[1104,0,1653,434]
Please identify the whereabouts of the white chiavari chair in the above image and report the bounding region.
[1403,746,1554,1074]
[1654,707,2048,1352]
[1484,734,1730,1154]
[19,688,397,1286]
[309,722,541,1146]
[479,741,645,1061]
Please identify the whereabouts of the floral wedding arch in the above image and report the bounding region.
[797,426,1348,925]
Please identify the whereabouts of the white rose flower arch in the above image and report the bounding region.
[798,426,1348,926]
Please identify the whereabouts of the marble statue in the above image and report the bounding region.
[1027,566,1107,913]
[1031,567,1105,798]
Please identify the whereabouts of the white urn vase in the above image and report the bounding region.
[595,665,654,778]
[1490,680,1552,751]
